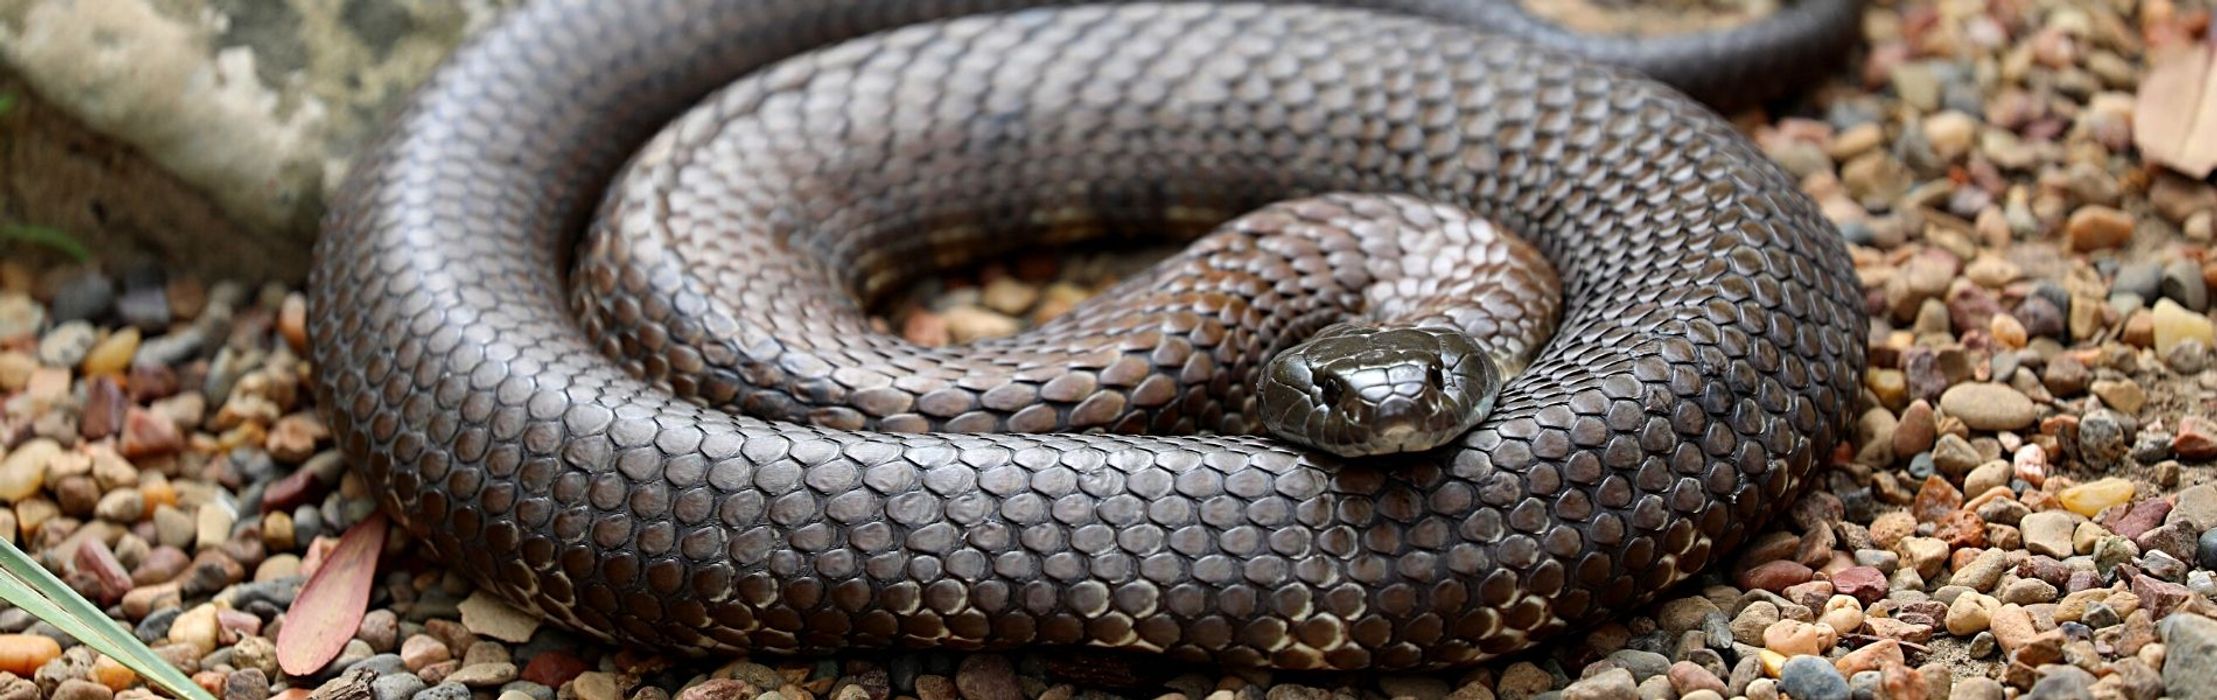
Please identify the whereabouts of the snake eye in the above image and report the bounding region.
[1426,363,1445,389]
[1319,375,1345,407]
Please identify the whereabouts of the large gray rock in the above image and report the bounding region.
[2163,613,2217,698]
[0,0,518,278]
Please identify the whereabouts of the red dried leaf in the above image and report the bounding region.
[2136,40,2217,178]
[276,512,387,676]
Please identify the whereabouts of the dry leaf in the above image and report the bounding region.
[458,591,541,643]
[275,512,387,677]
[2136,41,2217,178]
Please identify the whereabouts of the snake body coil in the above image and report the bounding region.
[311,0,1868,670]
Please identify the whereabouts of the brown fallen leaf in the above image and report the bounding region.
[2136,40,2217,178]
[275,512,387,677]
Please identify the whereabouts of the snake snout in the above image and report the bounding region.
[1259,324,1504,458]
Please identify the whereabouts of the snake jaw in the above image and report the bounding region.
[1259,324,1502,458]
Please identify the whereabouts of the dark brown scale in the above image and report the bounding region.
[310,0,1868,671]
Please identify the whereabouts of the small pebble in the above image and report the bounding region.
[1938,383,2036,430]
[2060,478,2134,517]
[2153,299,2216,355]
[1777,656,1848,700]
[2066,205,2133,251]
[372,675,427,700]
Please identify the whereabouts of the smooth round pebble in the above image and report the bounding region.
[413,682,471,700]
[1778,656,1849,700]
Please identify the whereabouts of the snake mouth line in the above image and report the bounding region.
[311,0,1866,671]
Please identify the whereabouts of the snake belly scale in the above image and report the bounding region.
[310,0,1868,670]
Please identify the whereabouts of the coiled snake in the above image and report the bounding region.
[310,0,1869,670]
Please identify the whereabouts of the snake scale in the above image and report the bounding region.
[309,0,1870,670]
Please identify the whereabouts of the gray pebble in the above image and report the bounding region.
[2115,262,2164,301]
[2134,430,2175,463]
[1839,221,1876,247]
[2165,259,2210,311]
[222,579,302,610]
[232,448,282,483]
[1948,185,1992,221]
[410,682,469,700]
[2170,340,2212,373]
[305,450,350,482]
[236,483,266,520]
[116,286,170,330]
[47,271,115,322]
[1969,631,1998,658]
[135,607,180,643]
[404,590,464,623]
[2109,293,2147,316]
[2144,550,2190,581]
[2198,528,2217,571]
[350,653,409,677]
[2025,665,2093,699]
[1853,549,1900,573]
[2083,602,2122,629]
[1606,650,1670,681]
[203,346,261,404]
[1906,453,1935,479]
[29,622,77,649]
[202,647,235,671]
[35,321,97,367]
[2033,281,2072,316]
[2077,409,2135,467]
[334,639,376,670]
[134,328,206,367]
[0,609,33,634]
[293,504,326,543]
[1728,656,1762,696]
[1893,124,1943,175]
[1701,612,1735,652]
[374,674,428,700]
[1848,670,1882,700]
[1941,81,1983,114]
[1826,99,1882,130]
[1778,656,1849,700]
[2167,615,2217,697]
[342,497,379,525]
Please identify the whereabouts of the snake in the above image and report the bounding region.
[309,0,1869,671]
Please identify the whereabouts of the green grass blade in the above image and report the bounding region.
[0,539,216,700]
[0,91,16,117]
[0,225,91,263]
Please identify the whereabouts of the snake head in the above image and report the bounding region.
[1258,323,1502,458]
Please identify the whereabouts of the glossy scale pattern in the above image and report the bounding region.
[310,0,1868,671]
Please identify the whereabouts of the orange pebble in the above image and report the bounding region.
[0,634,60,675]
[91,655,137,690]
[140,479,179,518]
